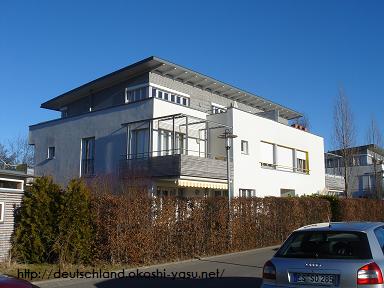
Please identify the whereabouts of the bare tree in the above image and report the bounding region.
[366,116,383,199]
[0,143,16,168]
[333,87,356,198]
[7,135,34,167]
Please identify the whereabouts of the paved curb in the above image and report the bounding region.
[33,245,279,287]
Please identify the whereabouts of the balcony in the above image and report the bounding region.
[0,161,28,174]
[120,154,228,180]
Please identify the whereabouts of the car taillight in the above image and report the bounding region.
[357,262,383,285]
[263,260,276,280]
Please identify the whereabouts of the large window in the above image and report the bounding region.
[81,137,95,176]
[125,86,149,103]
[260,141,309,174]
[0,202,4,223]
[132,129,149,158]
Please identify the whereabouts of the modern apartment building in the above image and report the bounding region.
[29,56,326,197]
[326,145,384,197]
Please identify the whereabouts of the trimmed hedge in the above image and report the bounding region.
[12,176,384,265]
[91,194,331,265]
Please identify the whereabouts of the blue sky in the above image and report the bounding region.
[1,0,383,150]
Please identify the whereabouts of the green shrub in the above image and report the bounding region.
[11,177,62,263]
[54,179,93,264]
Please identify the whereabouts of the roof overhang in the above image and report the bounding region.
[41,56,302,120]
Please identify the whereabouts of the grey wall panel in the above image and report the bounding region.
[30,99,154,186]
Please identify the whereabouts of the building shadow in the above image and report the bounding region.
[95,276,262,288]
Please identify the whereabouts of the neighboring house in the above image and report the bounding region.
[0,164,28,261]
[324,153,345,196]
[326,145,384,198]
[29,56,325,197]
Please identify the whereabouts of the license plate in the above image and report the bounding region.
[294,273,336,285]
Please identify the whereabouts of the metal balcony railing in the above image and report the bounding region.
[120,151,229,180]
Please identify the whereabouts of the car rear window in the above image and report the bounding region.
[275,231,372,260]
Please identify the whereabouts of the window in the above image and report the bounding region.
[241,140,249,155]
[81,137,95,176]
[0,179,22,190]
[276,231,372,260]
[239,189,256,197]
[281,189,295,197]
[211,103,227,114]
[297,150,308,173]
[158,129,171,156]
[260,141,274,167]
[175,133,185,155]
[125,86,149,103]
[47,146,55,159]
[375,227,384,254]
[132,129,149,158]
[215,191,223,197]
[0,202,4,223]
[277,145,294,171]
[150,86,190,107]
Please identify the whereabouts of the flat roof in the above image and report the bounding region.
[41,56,302,120]
[328,144,384,157]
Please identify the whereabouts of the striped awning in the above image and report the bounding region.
[177,179,227,190]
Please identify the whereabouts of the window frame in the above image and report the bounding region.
[47,146,55,159]
[239,189,256,197]
[241,140,249,155]
[125,85,150,103]
[81,137,95,177]
[374,226,384,255]
[0,202,4,223]
[150,85,190,107]
[211,103,227,114]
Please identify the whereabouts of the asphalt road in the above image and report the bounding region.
[34,245,278,288]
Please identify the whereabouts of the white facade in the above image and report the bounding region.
[234,109,325,197]
[30,56,326,197]
[218,108,326,197]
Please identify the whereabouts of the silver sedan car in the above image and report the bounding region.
[262,222,384,288]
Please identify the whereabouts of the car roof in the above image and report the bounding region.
[296,222,384,233]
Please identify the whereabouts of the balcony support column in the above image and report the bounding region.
[148,120,152,158]
[206,122,209,158]
[126,125,131,160]
[185,116,189,155]
[172,115,176,155]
